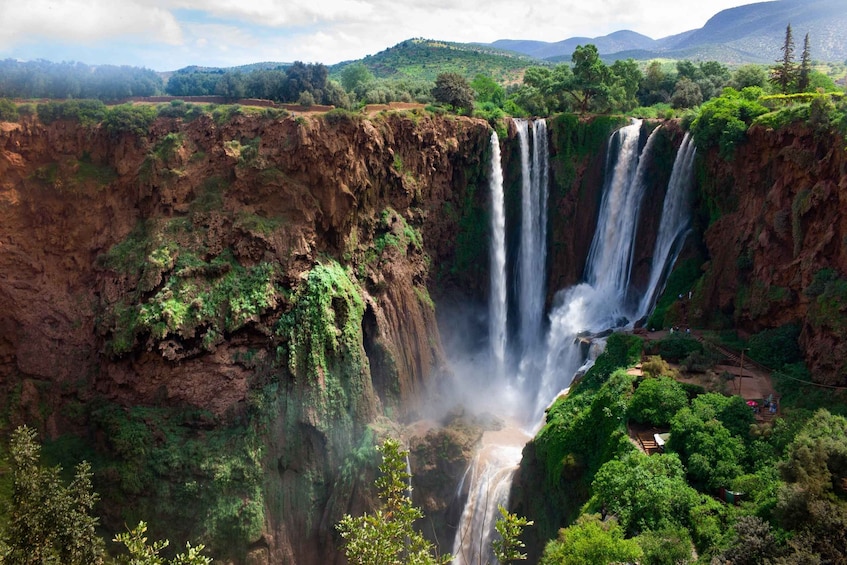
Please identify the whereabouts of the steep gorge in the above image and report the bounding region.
[1,106,845,563]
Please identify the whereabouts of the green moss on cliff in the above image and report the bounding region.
[40,402,266,562]
[276,260,369,430]
[98,218,280,357]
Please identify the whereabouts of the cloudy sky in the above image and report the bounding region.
[0,0,756,71]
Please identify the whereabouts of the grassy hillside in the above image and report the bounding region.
[330,38,545,83]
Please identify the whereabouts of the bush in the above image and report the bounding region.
[628,376,688,427]
[37,99,108,125]
[690,87,768,159]
[102,104,157,137]
[0,98,18,121]
[747,323,802,370]
[540,514,643,565]
[651,334,703,363]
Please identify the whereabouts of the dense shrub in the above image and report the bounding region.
[747,323,802,369]
[37,99,108,125]
[667,393,754,490]
[0,98,18,121]
[690,87,768,159]
[628,376,688,427]
[650,333,703,363]
[102,104,157,137]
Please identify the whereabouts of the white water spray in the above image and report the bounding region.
[488,131,508,371]
[636,133,698,321]
[515,119,548,356]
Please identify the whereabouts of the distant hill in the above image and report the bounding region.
[485,0,847,64]
[492,30,657,61]
[329,38,542,83]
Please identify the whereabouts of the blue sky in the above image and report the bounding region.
[0,0,755,71]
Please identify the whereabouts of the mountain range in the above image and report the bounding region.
[486,0,847,64]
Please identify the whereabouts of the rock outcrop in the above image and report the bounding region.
[0,109,490,562]
[693,123,847,384]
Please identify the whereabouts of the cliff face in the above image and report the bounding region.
[0,110,490,562]
[693,123,847,384]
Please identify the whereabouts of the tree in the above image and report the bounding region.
[671,77,703,109]
[470,74,505,107]
[283,61,328,103]
[340,62,375,93]
[771,24,797,94]
[540,514,643,565]
[492,505,533,564]
[730,64,769,90]
[798,33,812,92]
[627,376,688,427]
[113,522,212,565]
[609,59,642,111]
[431,72,474,114]
[214,71,246,102]
[1,425,104,564]
[337,439,450,565]
[590,452,697,535]
[565,44,612,113]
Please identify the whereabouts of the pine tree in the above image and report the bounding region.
[771,24,797,94]
[798,33,812,92]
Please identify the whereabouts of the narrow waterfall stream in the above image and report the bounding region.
[515,119,548,357]
[449,120,698,563]
[636,133,698,321]
[488,131,508,373]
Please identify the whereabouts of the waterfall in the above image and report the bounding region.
[636,133,698,322]
[488,131,508,370]
[534,121,663,419]
[515,119,548,356]
[450,429,529,565]
[450,120,696,561]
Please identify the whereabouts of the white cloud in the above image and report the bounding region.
[0,0,183,48]
[0,0,757,69]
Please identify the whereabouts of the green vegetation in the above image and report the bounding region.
[337,439,450,565]
[88,403,264,559]
[1,426,104,564]
[0,98,18,121]
[690,87,768,159]
[113,521,212,565]
[540,514,642,565]
[1,425,216,564]
[332,39,536,84]
[627,376,688,427]
[493,505,533,564]
[0,59,162,100]
[431,72,475,114]
[531,328,847,563]
[646,257,703,330]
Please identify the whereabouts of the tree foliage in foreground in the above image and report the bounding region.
[0,426,212,565]
[1,425,104,565]
[431,72,475,114]
[337,438,450,565]
[539,514,642,565]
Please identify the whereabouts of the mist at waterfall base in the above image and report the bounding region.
[432,119,697,564]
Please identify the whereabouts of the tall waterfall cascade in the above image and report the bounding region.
[636,133,697,321]
[488,131,508,372]
[451,119,697,563]
[515,119,549,357]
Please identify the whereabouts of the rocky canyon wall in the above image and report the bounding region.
[0,108,490,563]
[692,123,847,384]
